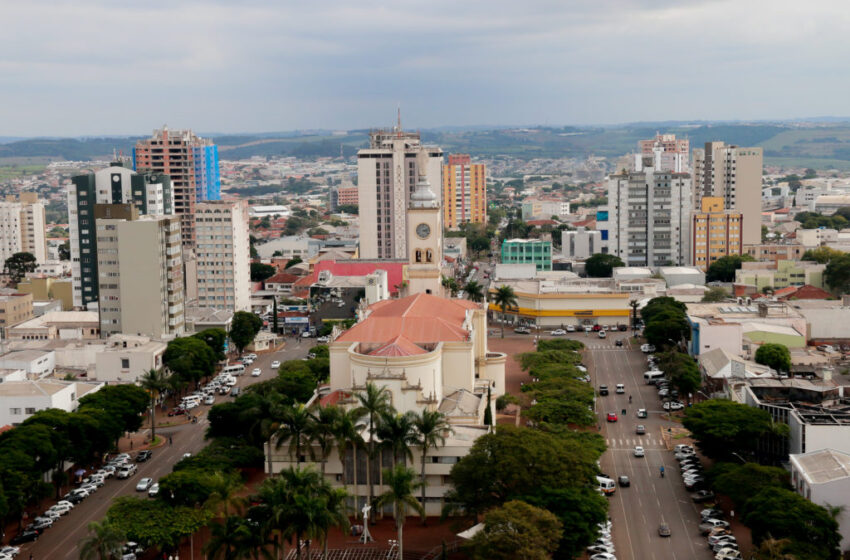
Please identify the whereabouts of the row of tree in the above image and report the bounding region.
[448,338,610,559]
[683,400,840,559]
[641,296,691,350]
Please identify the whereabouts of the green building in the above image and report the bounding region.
[501,239,552,271]
[735,260,826,291]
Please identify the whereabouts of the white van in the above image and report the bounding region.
[181,395,201,407]
[596,476,616,495]
[222,364,245,376]
[644,370,665,384]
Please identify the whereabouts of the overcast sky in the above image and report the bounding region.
[2,0,848,136]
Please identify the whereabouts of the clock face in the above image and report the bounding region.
[416,223,431,239]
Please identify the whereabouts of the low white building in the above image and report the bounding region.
[561,227,604,260]
[659,266,705,288]
[7,311,100,341]
[256,235,321,260]
[94,335,167,383]
[790,449,850,551]
[0,379,103,426]
[0,350,55,378]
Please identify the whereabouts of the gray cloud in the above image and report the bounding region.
[1,0,848,135]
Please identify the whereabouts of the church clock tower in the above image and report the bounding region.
[406,148,443,296]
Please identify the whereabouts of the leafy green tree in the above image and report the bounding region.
[535,339,584,352]
[163,337,217,386]
[655,352,701,403]
[755,343,792,374]
[332,407,365,499]
[413,410,452,514]
[468,500,562,560]
[710,462,790,510]
[442,276,460,297]
[273,403,314,465]
[825,252,850,294]
[682,399,787,461]
[701,286,728,302]
[336,204,358,215]
[523,377,596,426]
[192,328,228,360]
[159,468,222,507]
[464,280,485,303]
[251,262,276,282]
[355,382,392,507]
[742,488,840,560]
[78,519,127,560]
[706,254,755,282]
[285,256,303,269]
[107,496,212,553]
[584,253,624,278]
[204,470,247,518]
[229,311,264,354]
[802,246,845,264]
[78,384,150,443]
[139,368,167,442]
[518,349,581,371]
[521,486,608,559]
[374,465,425,560]
[644,309,690,349]
[640,296,687,325]
[4,252,36,284]
[492,285,518,338]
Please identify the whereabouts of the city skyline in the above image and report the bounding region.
[3,0,850,136]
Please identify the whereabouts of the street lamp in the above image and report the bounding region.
[731,452,747,464]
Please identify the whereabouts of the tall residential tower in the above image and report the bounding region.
[442,154,486,229]
[192,200,251,312]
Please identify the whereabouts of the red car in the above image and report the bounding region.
[606,412,618,422]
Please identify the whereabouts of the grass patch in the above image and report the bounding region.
[0,164,46,181]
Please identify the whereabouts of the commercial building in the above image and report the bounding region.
[0,379,102,427]
[356,127,442,259]
[95,207,184,339]
[814,195,850,215]
[193,200,251,312]
[255,235,322,260]
[442,154,486,228]
[134,127,220,246]
[658,266,706,287]
[743,243,805,264]
[69,163,173,308]
[522,199,571,221]
[606,169,692,267]
[692,142,763,245]
[501,239,552,271]
[329,186,359,212]
[0,290,33,338]
[8,311,100,341]
[561,227,603,260]
[635,133,689,173]
[487,277,631,329]
[735,260,826,291]
[94,335,167,383]
[691,197,743,271]
[790,449,850,552]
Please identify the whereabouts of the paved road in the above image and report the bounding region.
[584,331,711,560]
[21,338,314,560]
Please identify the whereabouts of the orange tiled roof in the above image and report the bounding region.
[336,293,478,344]
[368,335,428,357]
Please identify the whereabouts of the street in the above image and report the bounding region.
[22,339,314,560]
[586,331,712,560]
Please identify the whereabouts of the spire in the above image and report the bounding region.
[410,147,437,208]
[396,104,402,138]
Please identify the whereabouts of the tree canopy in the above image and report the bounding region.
[250,262,276,282]
[701,286,728,302]
[706,254,755,282]
[584,253,624,278]
[467,500,563,560]
[682,399,786,461]
[107,496,212,552]
[802,246,846,264]
[163,337,217,385]
[4,252,37,284]
[754,343,791,374]
[655,352,701,402]
[825,252,850,294]
[191,328,227,361]
[229,311,264,354]
[709,462,790,510]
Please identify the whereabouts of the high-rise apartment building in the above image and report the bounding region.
[691,197,743,271]
[692,142,763,245]
[96,205,184,338]
[442,154,486,229]
[329,186,359,212]
[193,200,250,312]
[635,133,689,173]
[607,169,692,267]
[69,163,173,308]
[134,127,220,246]
[0,194,48,267]
[357,128,442,259]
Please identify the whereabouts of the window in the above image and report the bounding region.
[121,358,130,369]
[9,408,20,415]
[25,407,36,414]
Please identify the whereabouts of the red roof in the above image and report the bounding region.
[336,293,479,344]
[774,285,832,301]
[314,260,407,294]
[527,219,558,226]
[368,335,427,357]
[319,389,352,407]
[266,272,298,284]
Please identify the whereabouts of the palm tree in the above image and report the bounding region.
[204,515,246,560]
[374,465,425,560]
[273,403,314,466]
[332,407,365,504]
[376,410,418,468]
[355,382,392,509]
[259,467,329,560]
[492,285,518,338]
[464,281,484,303]
[309,404,342,476]
[413,410,452,518]
[315,487,350,560]
[78,519,126,560]
[630,300,640,332]
[139,368,167,442]
[204,471,246,518]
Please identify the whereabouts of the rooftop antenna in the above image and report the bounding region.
[397,104,402,138]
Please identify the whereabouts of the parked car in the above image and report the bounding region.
[316,336,330,343]
[692,490,716,503]
[136,450,152,462]
[148,483,160,498]
[699,519,730,534]
[701,508,723,521]
[47,503,72,516]
[514,326,531,334]
[136,478,153,492]
[550,329,566,336]
[0,545,20,557]
[117,464,137,479]
[587,545,615,555]
[63,488,88,503]
[663,401,685,411]
[598,330,607,338]
[9,531,38,545]
[204,395,216,405]
[708,534,737,547]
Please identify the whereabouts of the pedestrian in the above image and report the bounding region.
[130,440,133,450]
[169,436,172,445]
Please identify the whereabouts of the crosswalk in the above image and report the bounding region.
[584,344,624,350]
[606,437,665,449]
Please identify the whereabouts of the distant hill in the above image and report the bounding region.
[3,122,850,169]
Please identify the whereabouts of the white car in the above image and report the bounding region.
[135,478,153,492]
[550,329,566,336]
[590,554,617,560]
[598,330,607,338]
[615,384,625,394]
[271,361,281,369]
[55,500,75,510]
[633,446,645,457]
[48,503,71,516]
[301,331,313,338]
[663,401,685,411]
[42,509,62,519]
[584,325,593,332]
[0,546,20,558]
[316,336,330,343]
[566,325,576,332]
[204,395,215,405]
[251,368,262,376]
[148,483,160,498]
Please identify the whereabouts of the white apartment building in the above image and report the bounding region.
[692,142,763,245]
[635,133,690,173]
[0,194,47,267]
[790,449,850,552]
[94,335,167,383]
[97,212,184,339]
[69,163,174,307]
[0,379,103,427]
[357,128,442,259]
[607,169,692,267]
[193,200,251,312]
[561,226,604,259]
